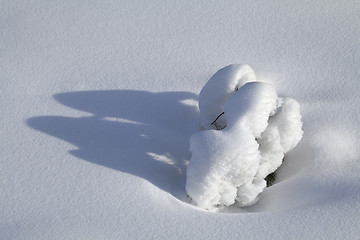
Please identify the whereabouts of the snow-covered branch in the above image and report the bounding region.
[186,64,303,210]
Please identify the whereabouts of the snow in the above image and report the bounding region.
[1,0,360,239]
[187,74,303,209]
[198,64,256,130]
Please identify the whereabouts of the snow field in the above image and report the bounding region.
[2,1,360,239]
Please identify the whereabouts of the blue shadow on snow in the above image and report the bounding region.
[27,90,199,201]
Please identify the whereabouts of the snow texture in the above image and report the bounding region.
[186,65,303,209]
[2,1,360,239]
[199,64,256,130]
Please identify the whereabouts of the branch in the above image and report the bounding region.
[211,112,226,130]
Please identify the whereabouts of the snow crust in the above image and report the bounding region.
[186,65,303,209]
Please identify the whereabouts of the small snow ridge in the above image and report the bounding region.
[102,116,144,125]
[185,64,303,210]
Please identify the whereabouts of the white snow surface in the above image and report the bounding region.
[2,1,360,239]
[187,82,278,208]
[198,64,256,130]
[187,76,303,209]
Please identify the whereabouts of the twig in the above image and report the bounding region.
[211,112,226,130]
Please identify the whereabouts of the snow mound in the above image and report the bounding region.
[199,64,256,130]
[186,65,303,210]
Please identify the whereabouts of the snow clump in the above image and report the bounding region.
[186,64,303,210]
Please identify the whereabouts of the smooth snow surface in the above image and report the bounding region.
[2,1,360,239]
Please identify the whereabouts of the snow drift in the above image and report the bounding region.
[186,64,303,210]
